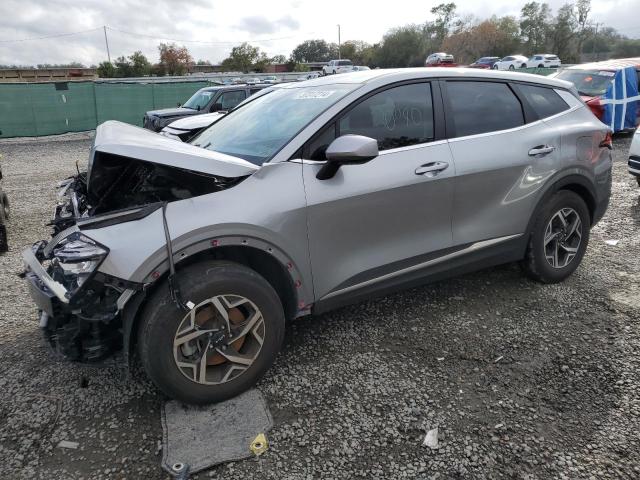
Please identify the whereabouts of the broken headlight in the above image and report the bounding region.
[51,232,108,296]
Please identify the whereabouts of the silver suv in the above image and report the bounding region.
[23,69,612,404]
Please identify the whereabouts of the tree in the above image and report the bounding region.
[575,0,591,56]
[220,43,270,72]
[550,4,578,62]
[129,51,151,76]
[340,40,374,65]
[158,43,193,75]
[373,25,428,68]
[270,54,287,64]
[290,39,337,63]
[520,2,552,54]
[97,61,116,78]
[430,3,457,48]
[612,38,640,58]
[113,56,133,77]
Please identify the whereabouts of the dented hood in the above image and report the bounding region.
[90,120,259,178]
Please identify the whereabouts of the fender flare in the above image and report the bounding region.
[120,235,311,366]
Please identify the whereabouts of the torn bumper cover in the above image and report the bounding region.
[23,233,144,362]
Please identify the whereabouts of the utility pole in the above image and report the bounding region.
[103,26,111,63]
[337,24,341,60]
[591,22,601,62]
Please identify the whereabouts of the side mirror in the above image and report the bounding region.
[316,135,379,180]
[211,102,223,112]
[177,102,181,107]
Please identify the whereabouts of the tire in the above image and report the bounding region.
[522,190,590,284]
[138,260,285,404]
[538,64,544,68]
[521,64,527,69]
[509,64,515,70]
[636,176,640,187]
[492,64,499,70]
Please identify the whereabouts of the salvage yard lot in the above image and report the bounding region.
[0,133,639,479]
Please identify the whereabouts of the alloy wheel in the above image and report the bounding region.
[173,294,265,385]
[544,207,582,269]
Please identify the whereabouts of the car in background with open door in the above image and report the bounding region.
[143,84,269,132]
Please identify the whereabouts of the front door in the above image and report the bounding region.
[302,81,455,302]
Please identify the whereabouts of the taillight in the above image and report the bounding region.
[585,97,605,120]
[599,131,613,150]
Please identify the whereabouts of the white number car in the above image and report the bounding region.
[322,59,354,75]
[522,54,561,69]
[492,55,529,70]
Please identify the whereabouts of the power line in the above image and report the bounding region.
[105,26,302,45]
[0,25,312,46]
[0,27,103,43]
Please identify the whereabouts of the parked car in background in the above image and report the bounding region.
[0,157,8,253]
[630,128,640,187]
[555,58,640,131]
[160,85,281,141]
[143,84,268,132]
[23,68,611,404]
[231,77,244,84]
[246,77,261,85]
[352,66,371,71]
[322,59,354,75]
[522,54,561,68]
[262,76,279,84]
[425,52,456,66]
[493,55,529,70]
[469,56,500,69]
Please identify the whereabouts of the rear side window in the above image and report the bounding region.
[218,90,246,110]
[339,82,434,150]
[446,81,524,137]
[518,84,569,119]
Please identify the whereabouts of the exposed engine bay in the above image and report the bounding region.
[51,152,242,235]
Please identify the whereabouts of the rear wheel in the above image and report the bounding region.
[509,64,515,70]
[138,260,285,404]
[521,63,528,68]
[522,191,590,283]
[538,64,544,68]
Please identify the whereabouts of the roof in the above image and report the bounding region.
[199,84,269,92]
[280,67,574,90]
[566,57,640,71]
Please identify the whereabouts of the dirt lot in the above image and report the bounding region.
[0,132,638,479]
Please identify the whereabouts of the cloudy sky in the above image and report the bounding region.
[0,0,638,66]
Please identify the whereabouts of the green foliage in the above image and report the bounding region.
[373,25,429,68]
[97,61,117,78]
[612,39,640,58]
[290,39,338,63]
[220,42,270,72]
[292,63,310,72]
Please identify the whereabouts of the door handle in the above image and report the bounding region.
[528,145,556,156]
[415,161,449,176]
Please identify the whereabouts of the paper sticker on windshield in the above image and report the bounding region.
[201,92,213,97]
[597,71,615,77]
[295,90,335,99]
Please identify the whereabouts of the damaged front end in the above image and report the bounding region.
[25,120,258,363]
[23,231,135,361]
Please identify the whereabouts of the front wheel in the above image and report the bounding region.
[522,190,590,283]
[492,64,499,70]
[138,260,285,404]
[521,64,528,69]
[509,64,515,70]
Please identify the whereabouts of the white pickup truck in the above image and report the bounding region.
[322,59,354,75]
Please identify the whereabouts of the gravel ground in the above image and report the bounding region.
[0,132,638,479]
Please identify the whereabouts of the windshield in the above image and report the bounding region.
[183,90,216,110]
[555,69,615,97]
[190,84,358,165]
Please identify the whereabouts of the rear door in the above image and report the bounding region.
[442,79,567,245]
[303,81,455,301]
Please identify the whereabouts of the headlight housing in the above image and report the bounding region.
[51,232,108,296]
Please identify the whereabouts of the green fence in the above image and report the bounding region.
[0,81,210,138]
[0,68,559,139]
